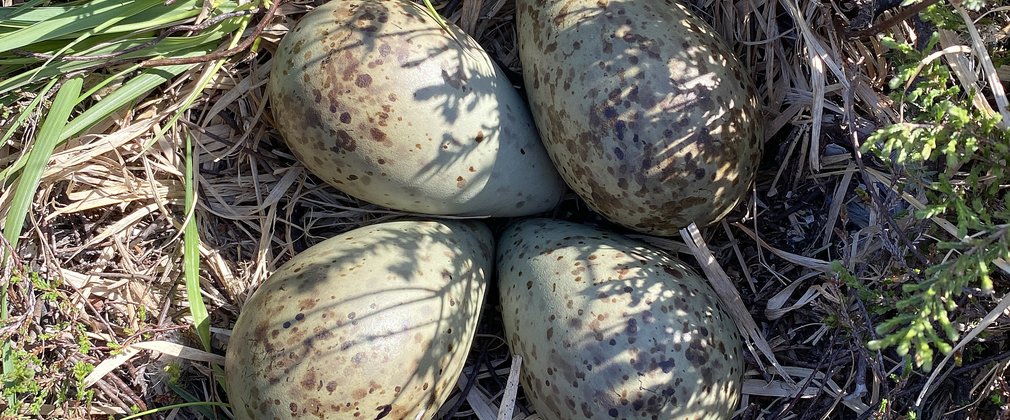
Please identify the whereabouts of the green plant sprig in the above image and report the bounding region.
[0,0,262,413]
[858,23,1009,371]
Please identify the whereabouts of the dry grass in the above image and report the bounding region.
[1,0,1009,418]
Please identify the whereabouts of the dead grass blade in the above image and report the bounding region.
[765,272,823,320]
[732,222,834,272]
[451,367,497,420]
[35,404,127,417]
[952,4,1010,130]
[744,365,870,414]
[131,340,225,365]
[496,355,522,420]
[680,223,793,383]
[83,347,141,389]
[820,161,855,248]
[938,30,1003,122]
[809,55,826,172]
[721,219,756,294]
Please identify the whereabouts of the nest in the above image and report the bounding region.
[1,0,1008,418]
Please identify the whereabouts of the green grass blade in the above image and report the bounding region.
[184,130,210,351]
[1,76,83,405]
[143,8,253,151]
[0,33,231,96]
[156,11,253,353]
[1,33,152,58]
[121,400,228,420]
[0,62,194,183]
[0,0,50,24]
[0,1,205,40]
[163,382,221,418]
[42,0,163,56]
[76,64,144,106]
[0,0,207,35]
[0,77,58,148]
[109,1,205,34]
[1,76,82,272]
[62,63,191,139]
[0,0,127,53]
[4,0,165,88]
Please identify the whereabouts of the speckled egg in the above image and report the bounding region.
[269,0,566,217]
[225,220,492,419]
[517,0,763,235]
[497,218,744,419]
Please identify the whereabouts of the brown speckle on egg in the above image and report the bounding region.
[224,221,492,419]
[498,219,745,419]
[269,0,565,218]
[517,0,763,235]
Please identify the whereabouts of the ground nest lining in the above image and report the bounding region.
[0,0,1009,418]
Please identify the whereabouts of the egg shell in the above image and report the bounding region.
[225,220,493,419]
[497,218,744,419]
[269,0,566,217]
[517,0,763,235]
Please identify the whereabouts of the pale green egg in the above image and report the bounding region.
[225,220,493,419]
[517,0,763,235]
[498,218,745,419]
[270,0,565,217]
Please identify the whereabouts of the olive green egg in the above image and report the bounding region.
[269,0,566,217]
[497,218,744,419]
[225,220,492,419]
[517,0,763,235]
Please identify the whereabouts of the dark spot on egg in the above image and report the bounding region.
[369,128,387,142]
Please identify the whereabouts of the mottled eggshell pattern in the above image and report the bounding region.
[270,0,566,217]
[498,219,744,419]
[225,220,492,419]
[517,0,763,235]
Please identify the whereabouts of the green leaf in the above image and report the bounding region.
[896,336,911,357]
[421,0,449,30]
[0,62,194,183]
[184,131,210,351]
[916,338,934,371]
[0,0,50,24]
[0,77,58,148]
[121,401,229,420]
[0,0,150,53]
[0,0,205,44]
[875,313,916,336]
[960,0,985,10]
[978,260,992,292]
[164,382,221,418]
[2,76,83,404]
[0,31,230,96]
[914,204,948,220]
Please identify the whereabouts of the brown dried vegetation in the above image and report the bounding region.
[1,0,1008,418]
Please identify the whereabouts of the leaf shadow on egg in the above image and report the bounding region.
[269,0,563,217]
[517,0,764,233]
[497,219,746,419]
[225,220,493,419]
